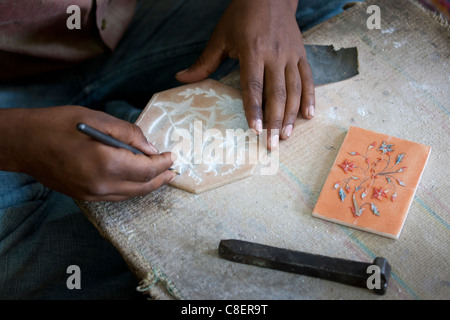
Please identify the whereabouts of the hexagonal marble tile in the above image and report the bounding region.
[136,79,259,194]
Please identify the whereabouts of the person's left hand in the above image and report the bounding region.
[176,0,315,150]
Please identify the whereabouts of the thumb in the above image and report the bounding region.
[175,42,227,83]
[127,123,160,155]
[107,120,159,156]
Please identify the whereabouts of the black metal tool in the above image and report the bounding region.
[218,239,391,295]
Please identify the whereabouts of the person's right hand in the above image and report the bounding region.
[2,106,176,202]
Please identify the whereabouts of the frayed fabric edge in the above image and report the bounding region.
[136,266,183,300]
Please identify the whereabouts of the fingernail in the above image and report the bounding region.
[255,119,263,133]
[149,143,159,154]
[176,68,189,76]
[307,105,315,118]
[170,174,178,183]
[283,125,293,138]
[169,151,178,163]
[270,134,279,149]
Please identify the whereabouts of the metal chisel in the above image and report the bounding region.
[218,239,391,295]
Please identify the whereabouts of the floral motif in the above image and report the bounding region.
[372,187,388,200]
[149,85,247,182]
[334,140,407,217]
[377,141,394,154]
[391,192,397,202]
[338,160,356,173]
[396,153,405,164]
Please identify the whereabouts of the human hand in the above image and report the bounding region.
[4,106,175,201]
[176,0,315,150]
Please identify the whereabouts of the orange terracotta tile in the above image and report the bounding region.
[312,126,431,239]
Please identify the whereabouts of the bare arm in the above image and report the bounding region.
[0,106,176,201]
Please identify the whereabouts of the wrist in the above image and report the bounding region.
[0,108,36,172]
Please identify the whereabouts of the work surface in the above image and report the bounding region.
[78,0,450,299]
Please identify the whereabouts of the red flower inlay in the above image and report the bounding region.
[338,160,355,173]
[372,187,388,201]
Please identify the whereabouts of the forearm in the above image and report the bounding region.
[0,108,32,172]
[288,0,299,11]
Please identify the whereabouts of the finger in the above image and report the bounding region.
[115,151,174,183]
[102,120,159,155]
[175,40,227,83]
[124,123,159,155]
[281,61,302,140]
[138,169,177,194]
[263,65,286,150]
[115,170,177,198]
[83,170,177,202]
[239,57,264,134]
[298,56,315,119]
